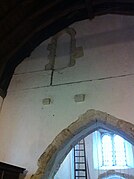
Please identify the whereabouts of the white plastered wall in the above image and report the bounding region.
[0,15,134,179]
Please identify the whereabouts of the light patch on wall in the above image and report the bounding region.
[74,94,85,103]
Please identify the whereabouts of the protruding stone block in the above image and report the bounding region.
[42,98,51,105]
[74,94,85,103]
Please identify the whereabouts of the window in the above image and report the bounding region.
[93,130,134,169]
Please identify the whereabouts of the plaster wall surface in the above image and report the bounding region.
[0,15,134,178]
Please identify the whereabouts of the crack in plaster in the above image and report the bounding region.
[8,72,134,92]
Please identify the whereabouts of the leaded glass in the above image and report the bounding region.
[114,135,127,166]
[102,135,113,166]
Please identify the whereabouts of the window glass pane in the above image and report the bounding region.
[125,140,134,167]
[102,135,113,166]
[114,135,126,166]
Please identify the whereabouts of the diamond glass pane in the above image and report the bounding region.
[102,135,113,166]
[114,135,127,166]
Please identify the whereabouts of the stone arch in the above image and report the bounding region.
[31,109,134,179]
[98,170,134,179]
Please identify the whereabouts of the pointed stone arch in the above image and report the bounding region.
[31,109,134,179]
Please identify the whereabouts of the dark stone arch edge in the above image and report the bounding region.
[31,109,134,179]
[0,88,6,99]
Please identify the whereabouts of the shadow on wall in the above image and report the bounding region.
[77,25,134,50]
[30,25,134,59]
[20,170,28,179]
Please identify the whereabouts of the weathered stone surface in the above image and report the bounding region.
[31,109,134,179]
[98,170,134,179]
